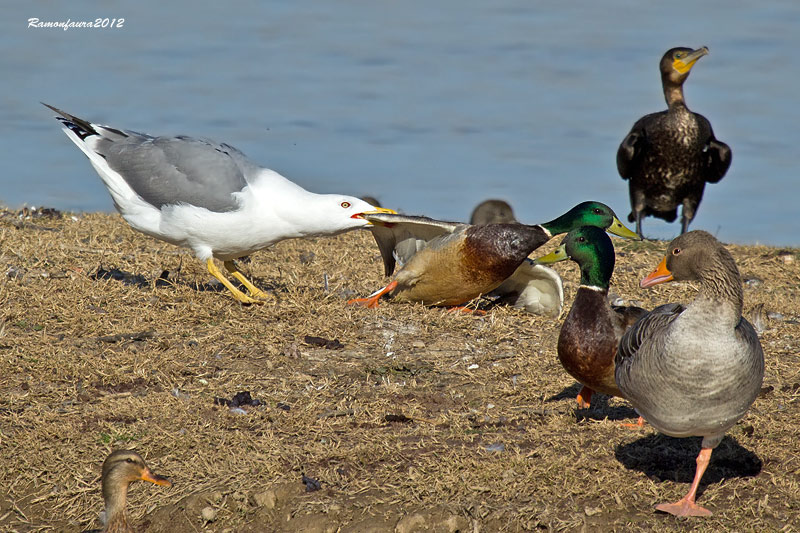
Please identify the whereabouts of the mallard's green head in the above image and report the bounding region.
[535,226,615,289]
[540,201,638,240]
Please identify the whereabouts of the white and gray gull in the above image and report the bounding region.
[44,104,394,304]
[615,230,764,517]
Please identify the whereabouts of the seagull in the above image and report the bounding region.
[44,104,394,304]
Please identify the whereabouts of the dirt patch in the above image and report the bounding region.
[0,209,798,531]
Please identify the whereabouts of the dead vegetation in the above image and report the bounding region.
[0,208,798,532]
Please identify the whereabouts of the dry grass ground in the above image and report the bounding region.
[0,208,798,532]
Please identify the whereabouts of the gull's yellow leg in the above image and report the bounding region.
[224,260,269,299]
[206,259,261,304]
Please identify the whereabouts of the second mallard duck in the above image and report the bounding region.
[536,226,647,408]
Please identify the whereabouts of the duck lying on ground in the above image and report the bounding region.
[349,201,638,315]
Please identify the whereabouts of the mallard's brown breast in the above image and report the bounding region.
[557,288,622,397]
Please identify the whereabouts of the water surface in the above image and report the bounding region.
[2,1,798,245]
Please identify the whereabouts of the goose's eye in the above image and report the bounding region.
[340,201,351,209]
[672,247,682,255]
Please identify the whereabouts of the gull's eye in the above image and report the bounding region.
[340,201,351,209]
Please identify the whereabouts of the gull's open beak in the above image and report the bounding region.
[607,216,640,240]
[640,256,674,288]
[674,46,709,74]
[141,468,173,487]
[534,244,569,265]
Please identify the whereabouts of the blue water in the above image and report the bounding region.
[2,1,799,246]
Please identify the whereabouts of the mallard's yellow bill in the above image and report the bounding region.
[534,244,569,265]
[607,217,640,240]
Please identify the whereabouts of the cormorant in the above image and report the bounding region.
[617,47,731,238]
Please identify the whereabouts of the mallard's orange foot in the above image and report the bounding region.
[576,386,593,408]
[446,306,486,316]
[347,296,381,309]
[621,416,646,429]
[347,281,397,310]
[655,498,712,517]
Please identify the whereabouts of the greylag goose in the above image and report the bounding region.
[615,230,764,516]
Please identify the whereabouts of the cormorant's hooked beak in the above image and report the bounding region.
[534,244,569,265]
[607,217,640,240]
[673,46,709,74]
[640,256,674,288]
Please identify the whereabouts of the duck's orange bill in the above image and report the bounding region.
[640,256,674,289]
[141,468,173,487]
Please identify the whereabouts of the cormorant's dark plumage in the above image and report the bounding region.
[617,46,731,239]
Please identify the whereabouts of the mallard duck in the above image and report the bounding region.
[617,47,731,238]
[44,104,394,304]
[615,231,764,516]
[470,199,517,225]
[100,450,171,533]
[535,226,648,407]
[349,201,638,313]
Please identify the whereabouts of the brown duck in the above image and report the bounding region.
[99,450,171,533]
[470,199,517,225]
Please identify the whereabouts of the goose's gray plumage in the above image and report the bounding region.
[615,230,764,517]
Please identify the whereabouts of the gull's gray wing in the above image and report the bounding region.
[489,259,564,317]
[45,104,254,213]
[363,213,464,276]
[102,135,254,213]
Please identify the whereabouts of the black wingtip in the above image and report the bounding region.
[42,102,97,139]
